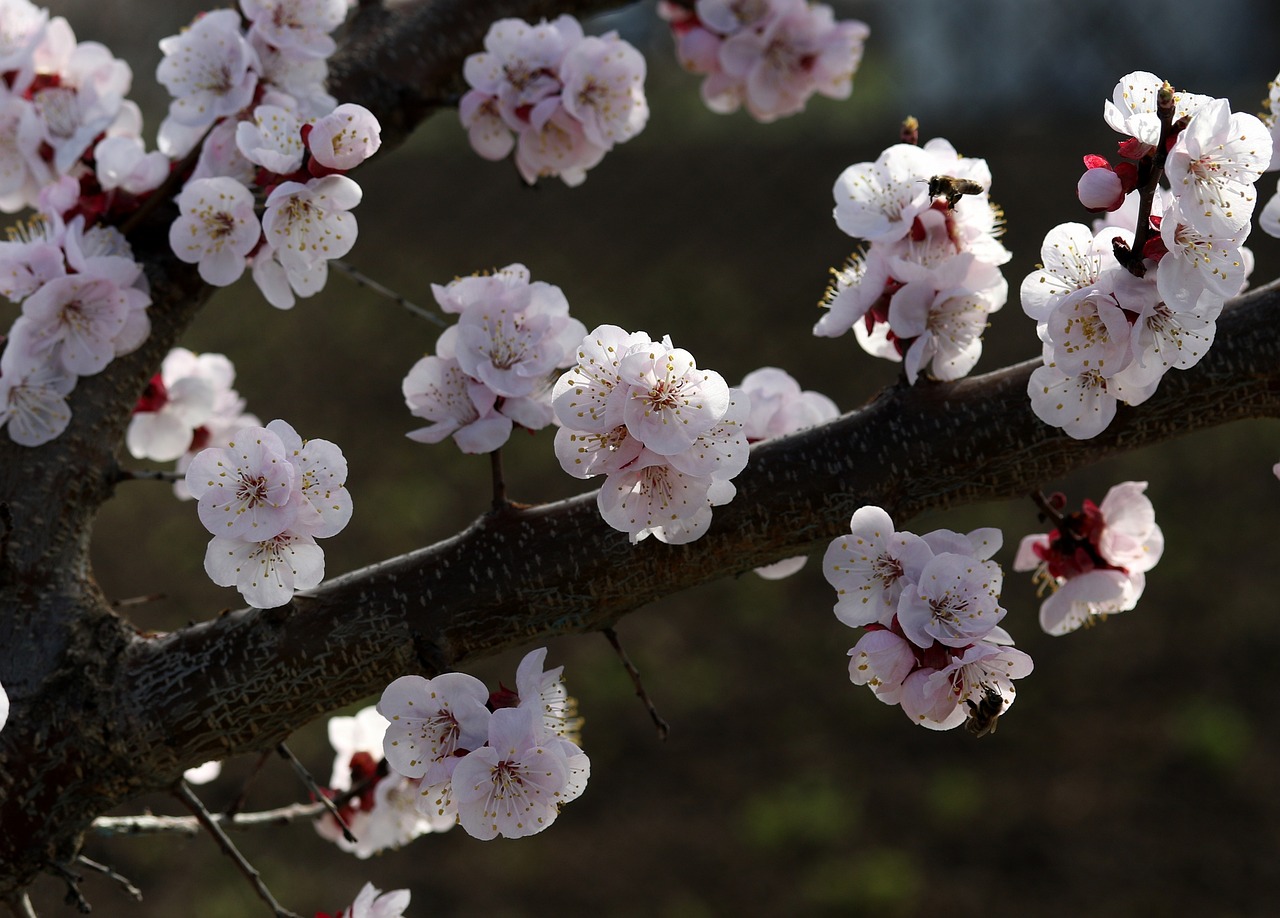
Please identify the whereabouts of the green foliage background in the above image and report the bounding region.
[21,1,1280,915]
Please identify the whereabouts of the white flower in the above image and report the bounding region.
[618,341,730,456]
[1165,98,1271,238]
[847,628,915,705]
[185,426,297,539]
[1103,70,1211,149]
[739,366,838,441]
[183,761,222,784]
[895,552,1005,649]
[451,706,572,840]
[156,9,258,153]
[235,104,305,175]
[552,324,652,433]
[823,506,932,629]
[19,275,135,376]
[262,174,361,269]
[169,177,261,286]
[832,143,935,243]
[307,103,381,172]
[203,529,324,609]
[241,0,347,60]
[402,355,513,454]
[0,336,75,446]
[378,673,492,786]
[331,882,410,918]
[559,33,648,149]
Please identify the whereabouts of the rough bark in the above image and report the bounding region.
[1,0,1279,902]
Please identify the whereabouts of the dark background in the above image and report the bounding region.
[18,1,1280,915]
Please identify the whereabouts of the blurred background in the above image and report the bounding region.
[20,0,1280,914]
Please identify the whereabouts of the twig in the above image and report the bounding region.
[115,468,184,485]
[4,893,37,918]
[110,592,166,608]
[1029,490,1066,529]
[174,781,302,918]
[76,856,143,902]
[330,259,446,326]
[44,862,90,914]
[602,627,670,740]
[276,743,357,844]
[95,801,328,837]
[225,750,272,818]
[94,772,381,837]
[489,447,507,511]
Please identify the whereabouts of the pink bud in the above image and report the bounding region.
[1077,164,1124,212]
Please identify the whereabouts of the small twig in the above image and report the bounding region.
[225,750,272,818]
[1029,490,1065,529]
[330,259,446,326]
[75,856,143,902]
[275,743,356,844]
[110,592,166,608]
[603,627,670,741]
[489,447,508,511]
[94,773,381,837]
[44,862,90,914]
[4,893,38,918]
[115,467,184,485]
[175,781,302,918]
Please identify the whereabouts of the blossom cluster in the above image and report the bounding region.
[184,419,351,608]
[460,16,648,186]
[817,137,1011,383]
[825,506,1033,732]
[552,325,749,544]
[315,706,452,858]
[402,264,586,454]
[657,0,869,123]
[1014,481,1163,635]
[127,348,260,500]
[739,366,837,579]
[1024,71,1270,439]
[0,212,150,444]
[377,648,588,841]
[0,0,167,215]
[158,0,381,307]
[0,1,164,446]
[1254,68,1280,235]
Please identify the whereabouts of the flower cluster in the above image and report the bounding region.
[378,648,587,841]
[157,3,382,308]
[1254,68,1280,240]
[739,366,837,579]
[817,136,1011,383]
[0,213,150,445]
[824,506,1033,732]
[316,882,410,918]
[1014,482,1163,635]
[657,0,869,123]
[184,419,351,608]
[460,15,648,186]
[402,264,586,454]
[0,680,8,735]
[127,348,260,497]
[1024,71,1270,439]
[0,1,166,215]
[552,325,749,544]
[315,706,452,859]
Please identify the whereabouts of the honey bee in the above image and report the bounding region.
[927,174,984,210]
[964,685,1005,737]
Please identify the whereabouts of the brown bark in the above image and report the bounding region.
[2,0,1279,902]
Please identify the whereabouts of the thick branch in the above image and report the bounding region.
[117,279,1280,772]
